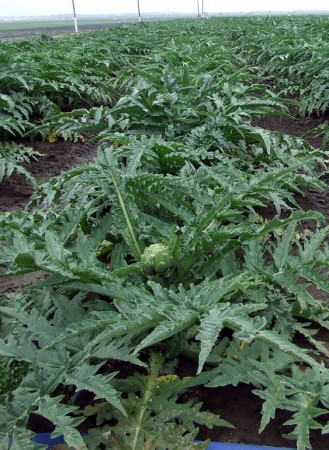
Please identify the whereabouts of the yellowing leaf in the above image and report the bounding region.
[48,133,58,143]
[156,374,178,383]
[239,341,246,351]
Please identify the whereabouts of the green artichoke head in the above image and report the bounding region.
[141,243,173,274]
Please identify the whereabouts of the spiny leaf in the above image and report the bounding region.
[256,330,326,372]
[36,395,86,450]
[65,363,125,415]
[196,303,267,374]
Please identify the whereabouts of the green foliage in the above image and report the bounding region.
[0,15,329,450]
[0,143,42,186]
[235,15,329,118]
[82,353,231,450]
[207,341,329,450]
[0,27,148,139]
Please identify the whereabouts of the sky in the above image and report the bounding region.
[0,0,328,17]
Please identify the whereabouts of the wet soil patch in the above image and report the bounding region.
[0,138,99,212]
[253,113,323,148]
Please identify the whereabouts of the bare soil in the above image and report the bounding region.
[0,138,99,212]
[1,116,329,449]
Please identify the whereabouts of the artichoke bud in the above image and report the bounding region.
[141,243,173,274]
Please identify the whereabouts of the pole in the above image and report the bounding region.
[197,0,200,18]
[137,0,142,22]
[202,0,204,15]
[71,0,78,32]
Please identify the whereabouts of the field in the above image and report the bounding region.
[0,19,125,40]
[1,16,329,449]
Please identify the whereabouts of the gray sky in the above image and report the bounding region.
[1,0,328,17]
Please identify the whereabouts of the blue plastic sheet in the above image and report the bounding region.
[203,442,295,450]
[32,433,67,446]
[31,434,295,450]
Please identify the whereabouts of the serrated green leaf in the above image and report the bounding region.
[256,330,325,372]
[36,395,86,450]
[65,363,125,415]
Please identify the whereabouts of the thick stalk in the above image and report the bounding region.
[132,353,163,449]
[111,174,142,259]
